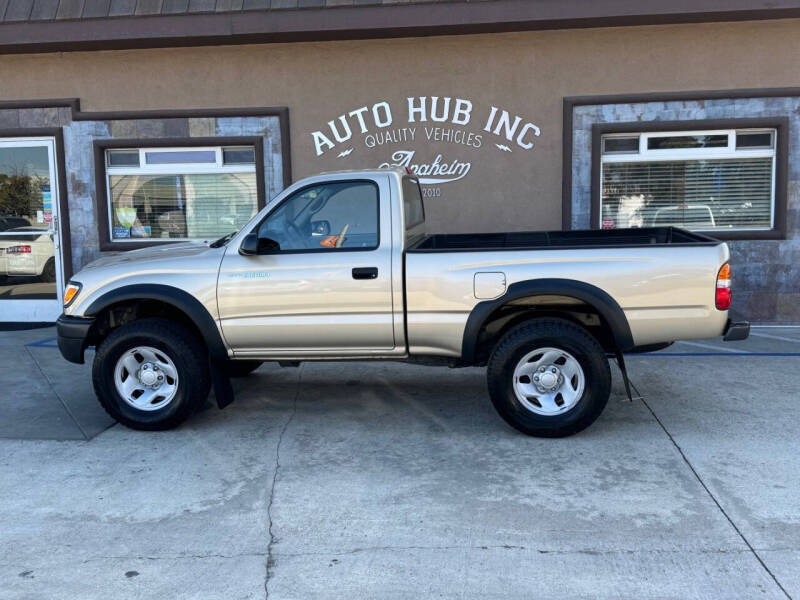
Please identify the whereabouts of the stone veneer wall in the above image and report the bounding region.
[0,106,285,274]
[571,97,800,324]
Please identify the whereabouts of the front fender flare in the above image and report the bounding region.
[85,284,229,361]
[460,278,634,362]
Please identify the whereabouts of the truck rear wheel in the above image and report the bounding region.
[486,318,611,437]
[92,317,211,430]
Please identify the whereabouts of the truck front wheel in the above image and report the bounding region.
[92,317,211,430]
[486,318,611,437]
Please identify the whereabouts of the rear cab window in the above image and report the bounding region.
[402,176,425,230]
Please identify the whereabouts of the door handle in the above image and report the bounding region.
[352,267,378,280]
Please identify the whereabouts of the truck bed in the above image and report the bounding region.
[407,227,718,252]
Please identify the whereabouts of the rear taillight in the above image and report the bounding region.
[716,263,732,310]
[6,245,31,254]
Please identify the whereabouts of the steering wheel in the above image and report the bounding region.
[285,221,311,249]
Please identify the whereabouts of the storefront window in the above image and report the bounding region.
[105,146,258,242]
[600,129,776,232]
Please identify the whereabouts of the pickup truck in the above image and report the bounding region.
[56,168,749,437]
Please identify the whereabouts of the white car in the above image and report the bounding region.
[0,227,56,282]
[651,204,716,228]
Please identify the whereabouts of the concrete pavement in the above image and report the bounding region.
[0,327,799,599]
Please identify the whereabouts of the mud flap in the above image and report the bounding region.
[209,356,235,409]
[614,350,642,402]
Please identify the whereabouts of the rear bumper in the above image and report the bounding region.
[6,256,38,275]
[56,314,95,364]
[723,316,750,342]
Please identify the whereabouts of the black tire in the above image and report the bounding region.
[486,318,611,438]
[223,360,263,377]
[40,258,56,283]
[92,317,211,430]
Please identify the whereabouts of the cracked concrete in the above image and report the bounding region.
[264,365,301,599]
[0,327,799,598]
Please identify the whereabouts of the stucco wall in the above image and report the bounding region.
[0,19,798,235]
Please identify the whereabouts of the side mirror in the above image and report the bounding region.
[239,232,280,255]
[310,220,331,237]
[239,232,259,255]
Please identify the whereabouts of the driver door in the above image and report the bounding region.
[217,176,396,355]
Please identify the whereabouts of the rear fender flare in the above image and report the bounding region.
[460,278,634,362]
[85,284,228,361]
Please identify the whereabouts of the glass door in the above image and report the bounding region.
[0,138,64,322]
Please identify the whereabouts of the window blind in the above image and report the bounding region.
[109,173,258,240]
[601,157,773,230]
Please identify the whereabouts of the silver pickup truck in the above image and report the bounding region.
[56,168,749,437]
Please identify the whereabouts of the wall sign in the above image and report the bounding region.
[310,96,541,197]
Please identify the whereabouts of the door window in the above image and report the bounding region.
[257,181,379,251]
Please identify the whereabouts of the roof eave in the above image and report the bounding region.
[0,0,799,55]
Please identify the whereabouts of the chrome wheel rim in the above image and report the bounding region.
[113,346,179,411]
[512,347,585,416]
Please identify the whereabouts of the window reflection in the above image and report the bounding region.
[0,145,57,300]
[109,173,258,240]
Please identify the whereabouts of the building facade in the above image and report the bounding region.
[0,0,798,323]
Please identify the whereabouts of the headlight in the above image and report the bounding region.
[63,282,82,307]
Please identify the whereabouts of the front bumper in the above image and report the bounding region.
[56,314,95,364]
[723,316,750,342]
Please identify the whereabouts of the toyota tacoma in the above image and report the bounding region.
[56,168,749,437]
